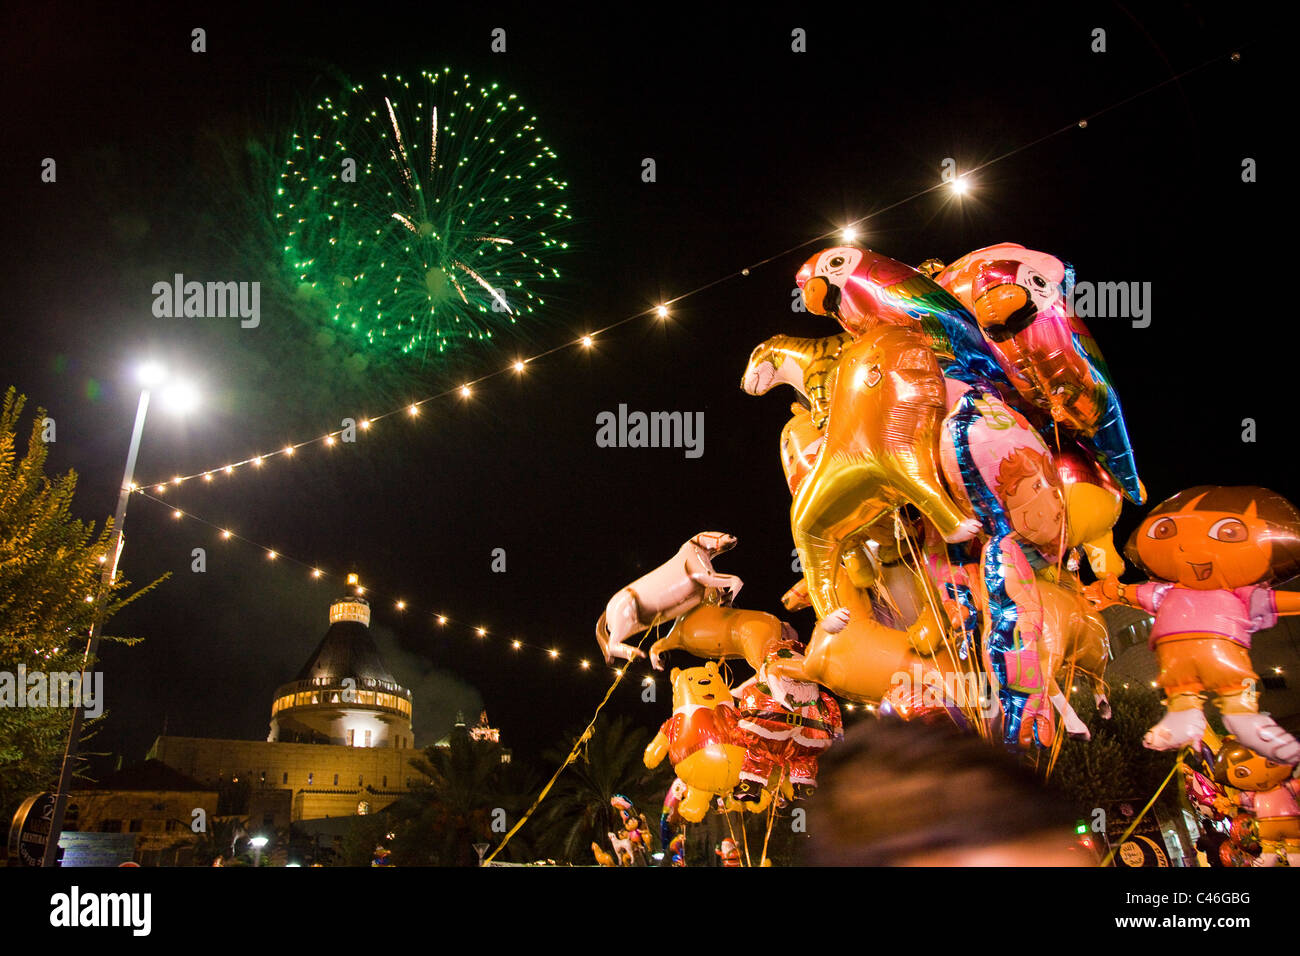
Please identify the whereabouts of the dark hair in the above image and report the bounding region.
[1212,736,1261,786]
[1124,485,1300,584]
[803,718,1080,866]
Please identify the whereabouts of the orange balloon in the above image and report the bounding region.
[791,323,978,620]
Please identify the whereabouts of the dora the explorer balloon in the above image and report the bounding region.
[1089,487,1300,763]
[1214,736,1300,866]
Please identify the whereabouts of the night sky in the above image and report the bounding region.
[0,3,1279,773]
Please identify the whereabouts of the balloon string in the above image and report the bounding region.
[1051,415,1067,581]
[1044,413,1071,773]
[1045,654,1077,779]
[484,617,661,863]
[939,546,991,742]
[896,514,974,727]
[760,771,782,866]
[723,807,740,868]
[740,809,752,867]
[1099,753,1185,867]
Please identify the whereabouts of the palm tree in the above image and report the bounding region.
[387,725,537,866]
[530,714,673,864]
[186,816,244,866]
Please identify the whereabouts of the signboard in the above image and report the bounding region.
[57,832,139,867]
[1105,799,1170,867]
[7,792,57,867]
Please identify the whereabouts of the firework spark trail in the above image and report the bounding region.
[277,68,571,361]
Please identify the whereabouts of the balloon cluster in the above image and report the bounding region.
[596,241,1300,852]
[1184,730,1300,866]
[724,243,1132,750]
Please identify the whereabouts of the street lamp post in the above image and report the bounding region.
[40,363,194,866]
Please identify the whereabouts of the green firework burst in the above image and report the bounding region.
[277,68,571,360]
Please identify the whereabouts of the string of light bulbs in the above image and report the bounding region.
[132,46,1242,494]
[136,487,885,716]
[136,488,664,686]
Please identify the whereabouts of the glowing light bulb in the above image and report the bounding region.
[655,305,668,319]
[512,640,521,650]
[513,360,525,372]
[951,176,970,196]
[311,569,321,578]
[155,485,166,493]
[326,435,336,446]
[437,615,447,626]
[580,660,590,669]
[396,601,406,610]
[460,385,471,398]
[203,473,213,482]
[224,466,233,474]
[549,649,559,659]
[267,550,278,560]
[408,404,419,416]
[284,446,294,455]
[221,530,231,539]
[360,419,371,429]
[253,457,263,467]
[172,510,182,519]
[580,335,593,347]
[842,226,858,242]
[476,627,486,636]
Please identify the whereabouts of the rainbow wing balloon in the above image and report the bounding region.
[797,247,1009,387]
[937,244,1143,504]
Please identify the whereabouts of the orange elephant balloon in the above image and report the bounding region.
[790,323,981,621]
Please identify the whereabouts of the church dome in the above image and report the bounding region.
[294,600,397,686]
[267,585,415,750]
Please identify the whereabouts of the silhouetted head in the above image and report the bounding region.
[805,718,1090,866]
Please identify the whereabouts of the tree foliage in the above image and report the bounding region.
[0,387,164,820]
[1049,683,1179,812]
[380,724,538,866]
[528,714,672,864]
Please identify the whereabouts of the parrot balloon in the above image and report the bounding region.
[933,243,1144,504]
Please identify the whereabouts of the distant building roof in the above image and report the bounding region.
[79,759,211,792]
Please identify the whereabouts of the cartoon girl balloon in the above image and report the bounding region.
[1088,486,1300,763]
[939,394,1068,749]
